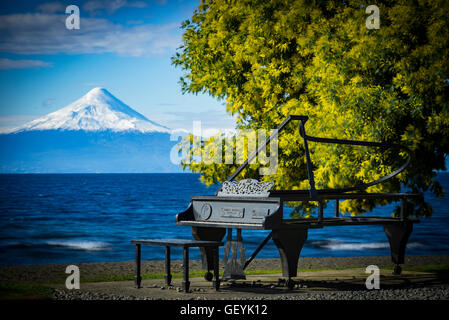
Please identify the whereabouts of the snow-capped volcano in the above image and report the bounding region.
[11,88,170,133]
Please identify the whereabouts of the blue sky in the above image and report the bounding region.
[0,0,235,132]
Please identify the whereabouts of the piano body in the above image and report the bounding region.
[176,115,420,288]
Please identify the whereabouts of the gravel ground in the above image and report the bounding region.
[51,284,449,300]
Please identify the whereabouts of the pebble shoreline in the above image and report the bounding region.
[51,284,449,300]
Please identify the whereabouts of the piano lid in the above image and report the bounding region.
[215,114,412,201]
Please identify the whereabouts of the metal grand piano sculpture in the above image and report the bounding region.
[176,115,420,288]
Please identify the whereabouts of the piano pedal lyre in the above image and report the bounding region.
[222,228,247,280]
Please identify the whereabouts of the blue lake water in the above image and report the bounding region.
[0,173,448,266]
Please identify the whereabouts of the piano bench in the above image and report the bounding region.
[130,239,223,293]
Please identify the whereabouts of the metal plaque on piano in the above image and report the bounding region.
[221,207,245,218]
[251,208,270,219]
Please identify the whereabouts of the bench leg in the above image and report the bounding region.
[134,243,142,289]
[164,246,172,286]
[212,246,220,291]
[182,247,190,293]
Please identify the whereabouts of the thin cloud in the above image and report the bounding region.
[83,0,148,15]
[0,114,40,133]
[0,58,53,69]
[148,109,237,135]
[42,98,55,107]
[126,20,144,25]
[0,13,181,57]
[36,2,66,14]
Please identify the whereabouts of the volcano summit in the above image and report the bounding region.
[10,88,170,134]
[0,88,179,173]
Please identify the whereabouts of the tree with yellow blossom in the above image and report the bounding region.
[172,0,449,218]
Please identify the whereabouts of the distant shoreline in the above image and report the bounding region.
[2,254,449,284]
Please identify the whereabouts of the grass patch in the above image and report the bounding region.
[0,282,53,300]
[383,264,449,274]
[85,270,210,283]
[86,270,221,283]
[71,264,449,284]
[84,267,348,283]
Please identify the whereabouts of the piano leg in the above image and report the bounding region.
[192,226,226,277]
[272,227,308,286]
[182,247,190,293]
[213,246,220,290]
[383,222,413,275]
